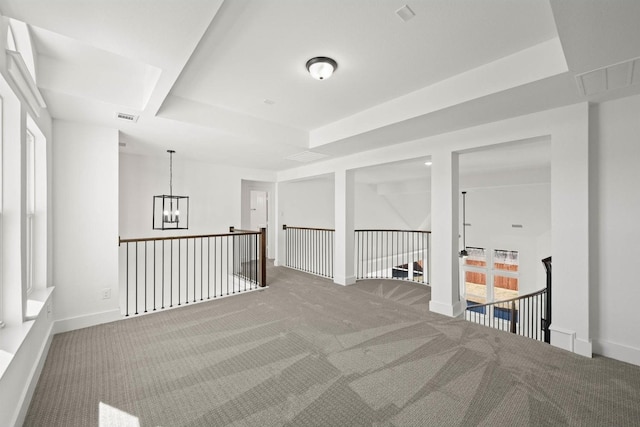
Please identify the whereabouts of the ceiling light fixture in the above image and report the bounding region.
[306,57,338,80]
[424,161,432,166]
[153,150,189,230]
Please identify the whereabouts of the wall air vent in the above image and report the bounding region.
[116,112,139,122]
[285,151,328,163]
[575,56,640,96]
[119,142,126,147]
[512,224,524,228]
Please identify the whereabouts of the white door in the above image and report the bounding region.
[250,190,268,231]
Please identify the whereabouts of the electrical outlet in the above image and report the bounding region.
[101,288,111,300]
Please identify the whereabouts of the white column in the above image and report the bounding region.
[274,182,282,267]
[429,149,463,317]
[549,103,592,357]
[334,168,355,286]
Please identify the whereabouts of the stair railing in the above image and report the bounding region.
[282,225,334,278]
[465,287,548,342]
[355,229,431,284]
[119,227,266,317]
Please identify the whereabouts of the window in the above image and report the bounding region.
[493,249,519,301]
[464,247,487,305]
[0,56,49,329]
[26,129,35,295]
[463,247,519,306]
[26,115,47,298]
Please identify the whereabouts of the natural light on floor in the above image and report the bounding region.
[99,402,140,427]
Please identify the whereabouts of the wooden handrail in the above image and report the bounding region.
[119,230,260,245]
[282,225,431,234]
[229,226,259,233]
[355,229,431,234]
[466,287,546,310]
[282,225,335,232]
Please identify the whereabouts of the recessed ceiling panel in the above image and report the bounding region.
[171,0,558,131]
[32,26,161,110]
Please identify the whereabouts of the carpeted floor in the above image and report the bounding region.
[25,263,640,426]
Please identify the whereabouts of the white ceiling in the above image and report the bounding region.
[354,136,551,187]
[1,0,640,173]
[170,0,558,131]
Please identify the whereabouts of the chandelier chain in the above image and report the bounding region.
[168,150,174,197]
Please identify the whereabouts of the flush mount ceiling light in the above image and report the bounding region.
[306,57,338,80]
[153,150,189,230]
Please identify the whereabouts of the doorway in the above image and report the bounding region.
[250,190,268,232]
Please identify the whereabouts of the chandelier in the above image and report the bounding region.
[153,150,189,230]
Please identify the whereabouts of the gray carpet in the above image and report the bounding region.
[25,263,640,426]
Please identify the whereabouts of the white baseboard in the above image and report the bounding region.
[550,325,593,357]
[593,338,640,366]
[333,275,356,286]
[574,337,593,358]
[54,309,122,334]
[429,300,464,317]
[550,325,575,352]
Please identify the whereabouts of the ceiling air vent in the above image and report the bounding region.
[575,56,640,96]
[285,151,328,163]
[396,5,416,22]
[116,112,139,122]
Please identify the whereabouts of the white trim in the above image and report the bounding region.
[333,274,356,286]
[0,95,3,328]
[429,299,464,317]
[25,213,34,296]
[0,286,55,427]
[593,338,640,367]
[5,50,46,117]
[550,324,576,353]
[550,327,592,358]
[574,337,593,358]
[0,212,3,328]
[11,322,54,427]
[53,309,122,334]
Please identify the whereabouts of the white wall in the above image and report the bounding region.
[119,153,275,238]
[590,94,640,365]
[53,121,120,328]
[278,176,335,229]
[279,176,431,232]
[463,183,551,295]
[355,182,430,230]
